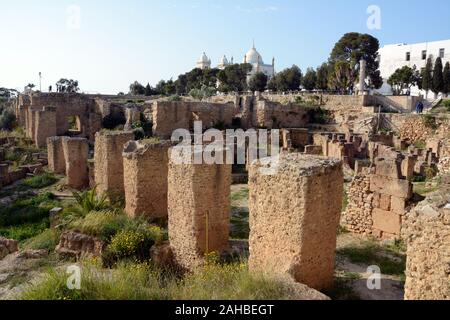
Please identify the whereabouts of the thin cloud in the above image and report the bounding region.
[235,5,279,13]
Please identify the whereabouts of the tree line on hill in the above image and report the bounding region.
[129,32,384,98]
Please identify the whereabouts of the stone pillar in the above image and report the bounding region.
[403,201,450,300]
[0,163,9,186]
[47,136,66,175]
[62,137,89,190]
[358,59,366,95]
[94,131,134,200]
[401,155,416,180]
[35,107,57,148]
[167,147,231,271]
[248,153,343,291]
[123,140,171,219]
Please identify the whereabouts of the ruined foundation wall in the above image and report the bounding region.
[167,148,231,271]
[152,101,236,138]
[123,140,171,219]
[94,131,134,199]
[248,154,343,291]
[403,194,450,300]
[342,168,374,235]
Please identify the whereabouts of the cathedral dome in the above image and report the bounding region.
[198,52,210,63]
[220,55,229,65]
[245,45,263,64]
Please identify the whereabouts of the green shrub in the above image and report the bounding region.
[22,259,312,300]
[21,172,58,189]
[69,211,129,241]
[167,95,181,102]
[0,192,59,228]
[0,220,49,242]
[22,229,61,251]
[422,114,437,130]
[107,229,155,261]
[0,109,16,130]
[68,187,111,218]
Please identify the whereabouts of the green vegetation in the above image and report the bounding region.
[21,259,308,300]
[423,114,438,130]
[337,240,406,277]
[21,172,58,189]
[230,188,249,202]
[22,229,61,251]
[230,209,249,240]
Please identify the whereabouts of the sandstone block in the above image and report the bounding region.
[372,208,401,235]
[248,153,343,291]
[370,175,412,199]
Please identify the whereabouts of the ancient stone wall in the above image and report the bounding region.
[167,147,231,271]
[343,155,413,239]
[35,107,57,148]
[341,168,374,235]
[62,137,89,190]
[248,153,343,291]
[152,101,236,138]
[403,191,450,300]
[94,131,134,200]
[254,99,309,129]
[123,140,171,219]
[47,136,66,174]
[17,93,104,146]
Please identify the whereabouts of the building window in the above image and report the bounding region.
[406,52,411,61]
[422,50,427,60]
[439,48,445,58]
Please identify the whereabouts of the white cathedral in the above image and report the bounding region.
[196,43,276,80]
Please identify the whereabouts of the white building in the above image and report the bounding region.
[243,44,275,80]
[377,39,450,98]
[196,52,211,70]
[195,43,275,80]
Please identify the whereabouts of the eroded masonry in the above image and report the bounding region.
[3,90,448,300]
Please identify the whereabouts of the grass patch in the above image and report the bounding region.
[230,188,249,202]
[21,172,58,189]
[325,277,360,300]
[21,259,312,300]
[22,229,61,251]
[0,220,49,242]
[0,192,60,228]
[413,182,441,196]
[336,240,406,276]
[230,208,249,240]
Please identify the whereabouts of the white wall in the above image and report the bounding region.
[377,39,450,98]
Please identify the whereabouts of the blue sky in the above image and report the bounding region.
[1,0,449,94]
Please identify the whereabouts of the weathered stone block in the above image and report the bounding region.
[47,137,66,174]
[167,147,231,271]
[370,175,412,199]
[248,153,343,291]
[375,157,402,179]
[391,196,407,215]
[94,131,134,200]
[123,140,172,219]
[62,137,89,190]
[372,208,401,235]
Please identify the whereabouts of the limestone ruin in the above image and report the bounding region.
[248,153,343,291]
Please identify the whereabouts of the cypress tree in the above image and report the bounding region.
[422,57,433,98]
[443,62,450,97]
[432,57,444,95]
